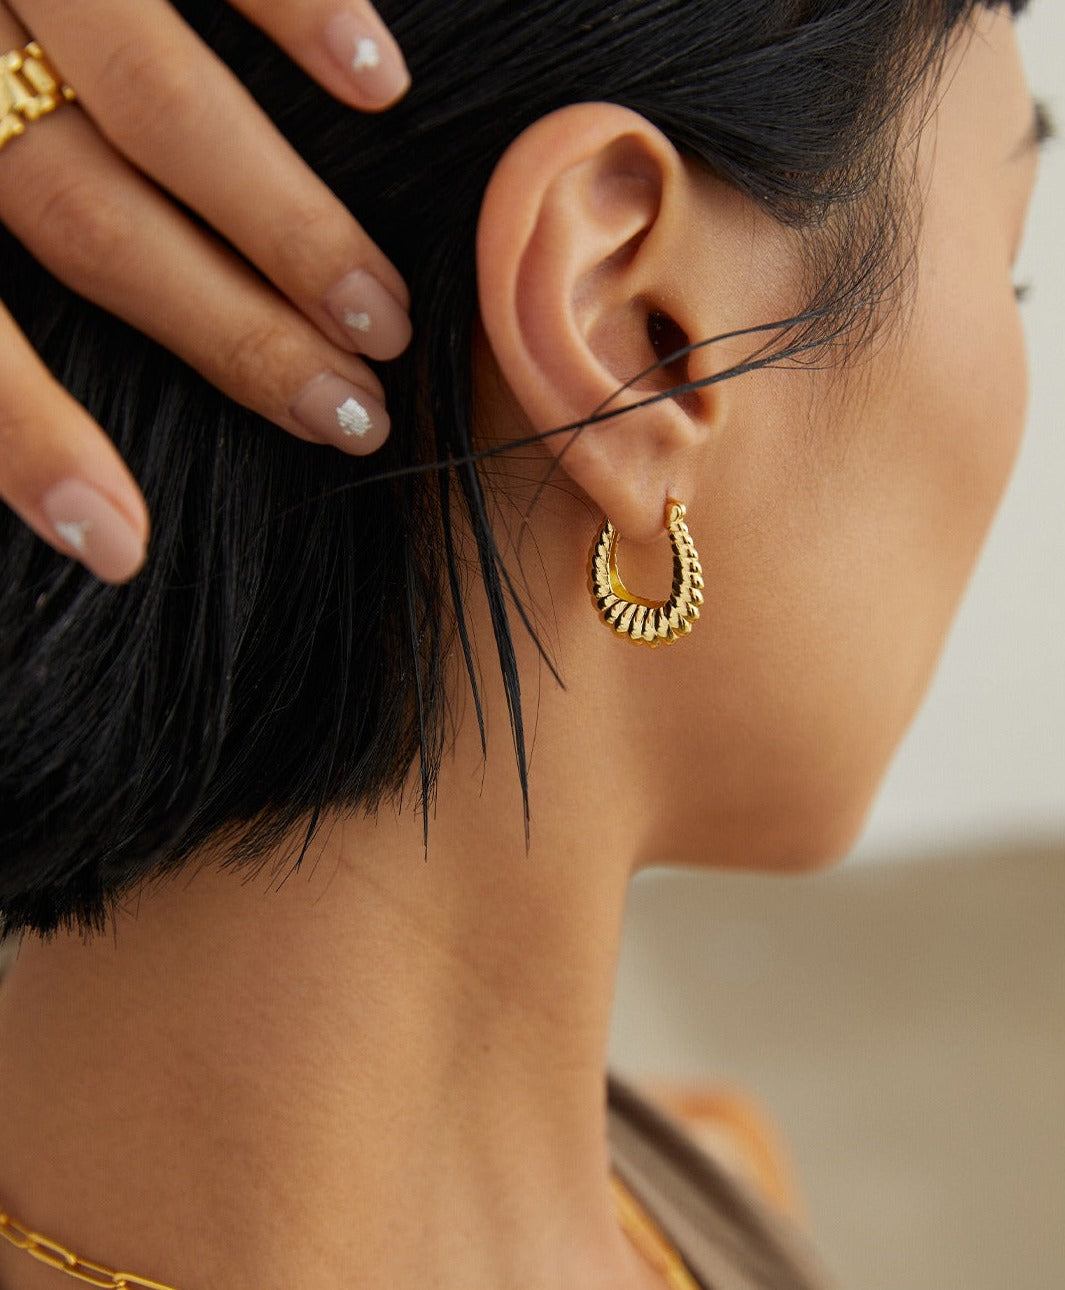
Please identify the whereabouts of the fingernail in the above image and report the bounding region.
[324,270,412,360]
[323,11,411,107]
[41,479,147,583]
[290,374,390,453]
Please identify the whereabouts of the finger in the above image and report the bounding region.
[231,0,411,113]
[13,0,413,359]
[0,104,392,455]
[0,299,149,583]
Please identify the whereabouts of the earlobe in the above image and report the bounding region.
[476,103,724,544]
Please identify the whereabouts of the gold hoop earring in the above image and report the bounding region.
[589,499,704,646]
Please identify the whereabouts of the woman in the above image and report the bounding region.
[0,2,1048,1289]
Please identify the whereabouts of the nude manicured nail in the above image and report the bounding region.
[41,479,146,583]
[323,12,411,106]
[291,374,390,453]
[324,270,412,360]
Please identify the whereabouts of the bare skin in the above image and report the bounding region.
[0,9,1041,1290]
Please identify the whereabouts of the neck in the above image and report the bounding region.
[0,713,659,1290]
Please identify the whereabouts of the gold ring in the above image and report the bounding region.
[0,41,75,151]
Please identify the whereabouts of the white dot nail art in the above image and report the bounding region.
[352,38,381,72]
[55,519,91,553]
[336,396,372,438]
[343,308,373,333]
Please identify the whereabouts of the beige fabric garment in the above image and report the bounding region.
[608,1077,836,1290]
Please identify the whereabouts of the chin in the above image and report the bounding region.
[773,755,906,873]
[722,778,886,876]
[642,794,878,877]
[760,806,874,874]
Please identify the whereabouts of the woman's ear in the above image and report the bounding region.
[477,103,729,543]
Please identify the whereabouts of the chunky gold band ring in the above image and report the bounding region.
[0,41,75,151]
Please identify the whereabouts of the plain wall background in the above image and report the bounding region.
[853,4,1065,861]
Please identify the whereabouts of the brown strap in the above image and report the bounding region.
[607,1076,837,1290]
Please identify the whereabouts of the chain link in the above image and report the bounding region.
[5,1183,695,1290]
[611,1176,702,1290]
[0,1211,180,1290]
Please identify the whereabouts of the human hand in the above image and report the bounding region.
[0,0,411,583]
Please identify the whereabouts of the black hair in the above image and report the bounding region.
[0,0,1024,938]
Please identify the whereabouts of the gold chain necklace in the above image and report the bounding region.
[611,1175,702,1290]
[2,1179,700,1290]
[0,1210,173,1290]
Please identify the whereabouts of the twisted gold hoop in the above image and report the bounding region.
[589,499,704,647]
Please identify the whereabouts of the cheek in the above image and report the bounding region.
[805,271,1030,847]
[655,283,1029,876]
[648,9,1035,873]
[909,123,1032,529]
[900,240,1029,573]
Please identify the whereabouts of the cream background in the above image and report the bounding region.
[854,4,1065,860]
